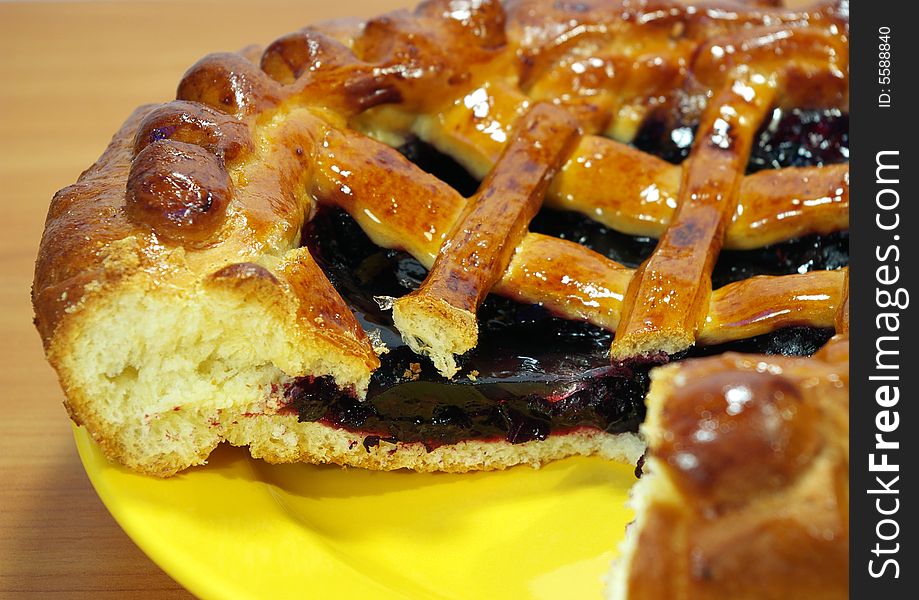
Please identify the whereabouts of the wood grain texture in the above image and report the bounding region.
[0,1,411,597]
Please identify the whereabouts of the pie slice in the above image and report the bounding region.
[608,333,849,599]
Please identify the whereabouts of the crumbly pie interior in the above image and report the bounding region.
[33,0,848,596]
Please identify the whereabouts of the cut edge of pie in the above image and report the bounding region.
[607,335,849,598]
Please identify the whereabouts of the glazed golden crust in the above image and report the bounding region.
[699,269,846,345]
[33,0,848,485]
[609,337,848,600]
[34,107,150,343]
[34,105,380,380]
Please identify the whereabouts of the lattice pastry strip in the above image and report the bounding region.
[698,269,846,345]
[504,0,847,130]
[93,89,846,378]
[392,103,580,376]
[611,73,776,359]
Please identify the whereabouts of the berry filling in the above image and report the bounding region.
[287,110,848,449]
[295,209,653,446]
[290,209,842,447]
[633,107,849,172]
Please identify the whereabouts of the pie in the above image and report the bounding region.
[33,0,848,596]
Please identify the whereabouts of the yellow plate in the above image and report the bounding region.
[74,425,634,599]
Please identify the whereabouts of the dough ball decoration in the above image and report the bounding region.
[126,140,232,245]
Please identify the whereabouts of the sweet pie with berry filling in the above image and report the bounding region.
[34,0,848,596]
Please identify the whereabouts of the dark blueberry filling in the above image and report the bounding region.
[290,110,848,448]
[396,138,480,197]
[298,209,651,445]
[530,210,658,268]
[528,207,849,285]
[632,119,696,165]
[290,364,650,448]
[748,107,849,173]
[689,326,835,359]
[293,208,840,446]
[633,107,849,173]
[713,231,848,288]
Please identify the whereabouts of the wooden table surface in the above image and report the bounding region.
[0,2,410,597]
